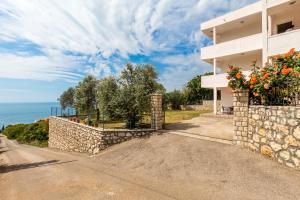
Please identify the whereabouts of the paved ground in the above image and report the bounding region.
[166,115,234,141]
[1,133,300,200]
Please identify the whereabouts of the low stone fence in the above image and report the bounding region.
[49,117,154,154]
[233,90,300,170]
[180,100,221,111]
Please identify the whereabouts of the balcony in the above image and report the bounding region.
[202,71,251,89]
[268,29,300,56]
[201,33,263,60]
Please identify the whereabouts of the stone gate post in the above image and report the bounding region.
[233,90,249,146]
[151,93,163,130]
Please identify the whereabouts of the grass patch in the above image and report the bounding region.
[92,110,207,129]
[164,110,207,125]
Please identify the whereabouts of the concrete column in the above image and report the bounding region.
[233,90,249,146]
[262,0,268,64]
[151,94,163,130]
[213,27,217,75]
[213,87,217,114]
[268,15,272,36]
[213,27,216,45]
[213,58,217,75]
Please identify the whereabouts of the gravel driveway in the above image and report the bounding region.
[1,133,300,200]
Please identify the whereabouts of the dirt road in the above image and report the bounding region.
[1,133,300,200]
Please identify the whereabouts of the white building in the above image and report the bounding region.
[200,0,300,114]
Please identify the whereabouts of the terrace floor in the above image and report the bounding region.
[165,113,234,143]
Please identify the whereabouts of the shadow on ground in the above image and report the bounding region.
[0,160,76,174]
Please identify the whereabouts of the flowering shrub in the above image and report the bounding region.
[227,66,248,90]
[227,48,300,104]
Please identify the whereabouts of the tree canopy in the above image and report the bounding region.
[59,87,75,110]
[74,75,97,114]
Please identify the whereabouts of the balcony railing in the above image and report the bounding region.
[201,33,263,60]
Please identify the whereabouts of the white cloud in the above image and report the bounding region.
[0,0,257,86]
[157,53,212,90]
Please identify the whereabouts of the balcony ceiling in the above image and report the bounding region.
[268,0,300,15]
[202,13,262,39]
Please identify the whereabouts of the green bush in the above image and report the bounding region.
[2,124,29,139]
[2,120,49,147]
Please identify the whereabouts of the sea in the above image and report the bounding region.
[0,102,60,127]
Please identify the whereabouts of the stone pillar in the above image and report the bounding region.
[233,90,249,146]
[151,93,163,130]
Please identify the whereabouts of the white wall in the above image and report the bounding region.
[218,21,262,43]
[270,6,300,35]
[217,51,262,72]
[201,33,262,60]
[221,87,233,107]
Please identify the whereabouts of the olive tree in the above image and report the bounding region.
[113,63,162,128]
[59,87,75,110]
[74,75,97,115]
[96,76,119,119]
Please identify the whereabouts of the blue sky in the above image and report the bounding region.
[0,0,256,102]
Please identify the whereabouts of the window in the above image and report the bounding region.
[277,21,294,34]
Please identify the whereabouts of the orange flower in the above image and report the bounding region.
[250,75,257,84]
[260,69,265,75]
[236,72,242,79]
[263,73,270,79]
[253,92,259,97]
[282,65,287,69]
[285,48,295,58]
[281,67,292,75]
[298,52,300,59]
[274,54,282,59]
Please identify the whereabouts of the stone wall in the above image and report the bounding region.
[233,90,249,146]
[247,106,300,169]
[151,94,163,130]
[49,117,154,154]
[233,90,300,170]
[180,100,221,111]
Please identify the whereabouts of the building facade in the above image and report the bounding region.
[200,0,300,114]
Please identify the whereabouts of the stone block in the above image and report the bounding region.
[284,135,298,146]
[270,141,282,152]
[293,127,300,140]
[261,145,273,157]
[258,128,266,137]
[279,150,290,161]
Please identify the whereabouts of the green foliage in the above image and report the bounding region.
[18,120,49,144]
[97,76,119,119]
[2,120,49,147]
[2,124,28,139]
[59,87,75,110]
[227,48,300,104]
[227,66,248,90]
[115,63,162,128]
[165,90,184,110]
[74,75,97,114]
[183,72,214,104]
